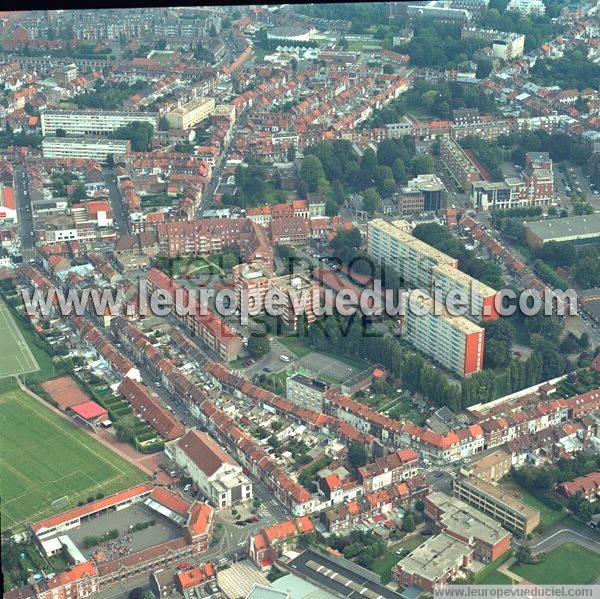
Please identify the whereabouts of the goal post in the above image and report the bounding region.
[52,495,69,509]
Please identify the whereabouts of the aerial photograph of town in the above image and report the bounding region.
[0,1,599,598]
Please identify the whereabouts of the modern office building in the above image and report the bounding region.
[471,181,512,210]
[40,109,158,137]
[166,97,216,130]
[400,174,446,213]
[399,294,485,377]
[453,476,540,536]
[42,137,130,161]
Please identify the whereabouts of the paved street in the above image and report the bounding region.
[529,523,600,555]
[103,166,131,235]
[14,164,36,261]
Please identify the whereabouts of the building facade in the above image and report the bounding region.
[40,109,158,136]
[166,430,253,508]
[453,476,540,536]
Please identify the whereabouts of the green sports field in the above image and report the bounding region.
[0,384,148,530]
[0,300,39,378]
[510,542,600,584]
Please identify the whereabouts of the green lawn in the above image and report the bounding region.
[279,335,313,358]
[0,300,39,379]
[370,534,428,584]
[501,479,567,529]
[0,385,148,530]
[475,551,513,585]
[510,543,600,584]
[155,255,222,276]
[519,490,567,528]
[477,569,513,585]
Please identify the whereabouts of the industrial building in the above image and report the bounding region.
[524,214,600,247]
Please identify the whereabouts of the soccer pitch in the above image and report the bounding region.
[0,385,148,530]
[0,300,39,379]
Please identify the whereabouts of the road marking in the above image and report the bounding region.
[531,528,600,550]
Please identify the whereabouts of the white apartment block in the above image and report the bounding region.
[431,262,499,321]
[166,430,253,508]
[166,97,216,130]
[41,110,158,137]
[400,294,485,377]
[367,219,458,290]
[492,33,525,60]
[42,137,130,162]
[286,373,329,412]
[507,0,545,15]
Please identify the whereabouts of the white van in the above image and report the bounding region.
[280,355,290,363]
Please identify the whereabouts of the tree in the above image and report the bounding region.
[297,179,308,199]
[573,255,600,288]
[55,128,67,138]
[287,145,296,162]
[392,158,407,185]
[402,512,415,532]
[516,544,533,564]
[347,442,368,468]
[300,155,326,193]
[535,344,564,380]
[573,202,594,216]
[115,415,137,442]
[112,121,154,152]
[411,155,434,175]
[1,533,20,572]
[377,139,400,167]
[476,60,493,79]
[106,153,115,168]
[158,116,170,131]
[325,198,339,217]
[361,148,378,172]
[70,181,87,202]
[362,187,381,214]
[381,178,397,197]
[247,334,270,357]
[483,320,514,369]
[330,227,362,263]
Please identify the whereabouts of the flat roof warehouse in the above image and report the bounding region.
[525,214,600,244]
